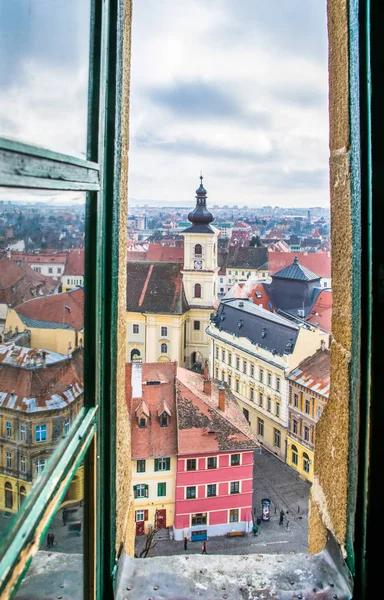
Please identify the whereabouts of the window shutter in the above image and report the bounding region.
[166,457,170,470]
[144,509,148,520]
[145,484,149,498]
[154,459,158,472]
[133,485,137,498]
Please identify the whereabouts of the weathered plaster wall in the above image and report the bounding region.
[115,0,135,557]
[308,0,351,555]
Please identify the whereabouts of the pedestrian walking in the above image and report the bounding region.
[201,541,207,554]
[253,523,259,537]
[184,535,188,551]
[279,509,285,526]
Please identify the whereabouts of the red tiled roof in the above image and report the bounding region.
[228,282,274,311]
[127,250,147,262]
[63,248,84,276]
[268,251,331,279]
[0,347,83,412]
[266,229,285,239]
[15,288,84,330]
[146,245,184,263]
[306,290,332,333]
[0,258,57,307]
[126,362,178,459]
[176,368,259,454]
[126,262,189,314]
[11,253,67,264]
[287,347,330,398]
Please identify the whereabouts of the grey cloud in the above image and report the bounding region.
[134,132,277,163]
[145,81,270,127]
[270,84,328,109]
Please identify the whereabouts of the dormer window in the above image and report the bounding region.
[157,399,172,427]
[139,417,147,428]
[160,414,168,427]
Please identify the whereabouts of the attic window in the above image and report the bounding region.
[160,414,168,427]
[237,320,243,329]
[261,328,267,338]
[146,380,161,386]
[139,417,147,428]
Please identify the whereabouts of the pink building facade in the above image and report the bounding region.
[174,449,254,540]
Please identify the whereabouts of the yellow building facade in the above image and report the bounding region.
[207,302,328,462]
[285,348,330,482]
[132,456,177,534]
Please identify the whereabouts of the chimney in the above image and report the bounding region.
[203,360,209,379]
[203,378,212,395]
[219,382,226,411]
[131,359,143,398]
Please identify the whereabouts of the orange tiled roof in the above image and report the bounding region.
[228,281,274,311]
[287,347,330,397]
[11,252,67,264]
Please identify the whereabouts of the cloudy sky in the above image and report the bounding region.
[0,1,329,208]
[130,0,329,208]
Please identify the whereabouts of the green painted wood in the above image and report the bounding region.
[0,148,100,191]
[0,138,100,171]
[0,408,97,596]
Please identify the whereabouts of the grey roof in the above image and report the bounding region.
[272,258,320,282]
[181,223,216,234]
[18,315,74,330]
[210,298,299,356]
[227,246,268,270]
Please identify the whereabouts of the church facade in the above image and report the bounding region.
[126,177,219,368]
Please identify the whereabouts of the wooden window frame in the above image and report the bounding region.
[0,1,127,597]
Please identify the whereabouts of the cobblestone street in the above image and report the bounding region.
[135,448,311,558]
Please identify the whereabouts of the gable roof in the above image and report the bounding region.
[227,246,268,270]
[272,257,320,282]
[287,348,330,398]
[126,262,189,314]
[15,287,84,330]
[0,257,57,307]
[268,251,331,279]
[176,367,259,454]
[126,362,178,459]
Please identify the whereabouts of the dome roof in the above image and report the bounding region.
[187,175,214,229]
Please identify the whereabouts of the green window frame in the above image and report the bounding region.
[137,460,146,473]
[154,457,171,471]
[157,482,166,497]
[0,1,128,597]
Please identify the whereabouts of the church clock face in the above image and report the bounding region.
[194,260,203,270]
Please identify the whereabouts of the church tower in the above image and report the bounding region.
[181,176,219,368]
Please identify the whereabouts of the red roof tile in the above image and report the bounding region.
[287,347,330,397]
[126,362,178,459]
[306,289,332,333]
[11,253,67,264]
[15,288,84,330]
[63,248,84,276]
[0,347,83,412]
[0,257,57,307]
[228,282,274,311]
[146,245,184,263]
[268,251,331,279]
[176,368,259,454]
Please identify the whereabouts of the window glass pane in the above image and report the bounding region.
[0,189,85,542]
[0,1,91,157]
[14,464,84,599]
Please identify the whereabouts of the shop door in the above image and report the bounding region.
[135,520,145,536]
[156,509,166,529]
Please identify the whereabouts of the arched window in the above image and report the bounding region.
[131,348,141,361]
[194,283,202,298]
[303,452,311,473]
[5,482,13,510]
[161,343,167,354]
[19,486,26,506]
[291,445,298,466]
[194,244,202,256]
